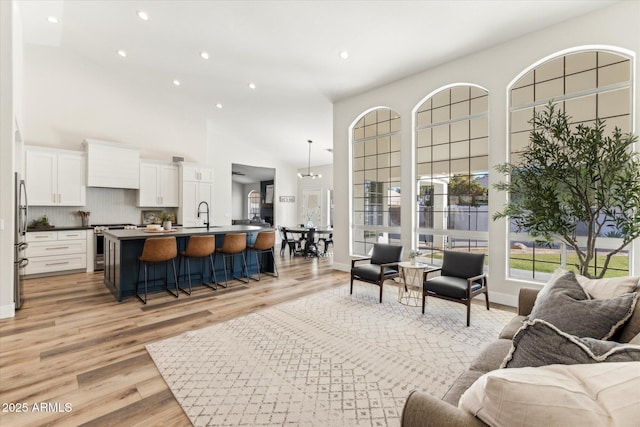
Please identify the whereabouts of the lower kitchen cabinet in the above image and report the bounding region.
[25,230,88,276]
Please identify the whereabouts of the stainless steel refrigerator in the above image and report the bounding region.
[14,172,28,309]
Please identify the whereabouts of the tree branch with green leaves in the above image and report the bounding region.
[493,102,640,278]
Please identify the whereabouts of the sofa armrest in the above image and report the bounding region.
[517,287,540,316]
[401,390,486,427]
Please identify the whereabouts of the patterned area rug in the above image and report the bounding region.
[146,284,513,426]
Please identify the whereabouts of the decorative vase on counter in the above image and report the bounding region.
[163,221,172,231]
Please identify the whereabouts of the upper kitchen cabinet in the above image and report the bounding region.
[83,139,140,189]
[181,165,214,183]
[179,163,214,227]
[25,146,86,206]
[137,161,179,207]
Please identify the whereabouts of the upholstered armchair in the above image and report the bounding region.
[350,243,403,303]
[422,250,489,326]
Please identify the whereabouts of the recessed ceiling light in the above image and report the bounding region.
[137,10,149,21]
[117,50,127,58]
[339,51,349,59]
[216,103,223,109]
[172,80,181,86]
[47,16,59,24]
[248,83,256,90]
[200,51,210,60]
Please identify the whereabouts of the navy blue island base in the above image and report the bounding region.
[103,225,273,302]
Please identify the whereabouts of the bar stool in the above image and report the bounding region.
[215,233,249,287]
[179,235,217,293]
[136,236,178,304]
[246,231,278,281]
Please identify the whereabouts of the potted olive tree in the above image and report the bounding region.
[493,103,640,279]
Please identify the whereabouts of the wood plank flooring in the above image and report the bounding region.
[0,255,348,426]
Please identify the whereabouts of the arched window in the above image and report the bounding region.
[508,48,633,280]
[351,108,401,255]
[414,85,489,265]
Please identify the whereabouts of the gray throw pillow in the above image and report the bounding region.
[528,271,638,339]
[502,319,640,368]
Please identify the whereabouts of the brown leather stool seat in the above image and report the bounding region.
[246,231,278,281]
[136,236,178,304]
[179,235,217,294]
[214,233,249,287]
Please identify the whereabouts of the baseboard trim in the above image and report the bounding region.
[0,302,15,319]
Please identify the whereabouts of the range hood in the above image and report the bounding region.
[83,139,140,189]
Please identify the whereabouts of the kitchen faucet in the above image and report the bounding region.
[197,201,210,230]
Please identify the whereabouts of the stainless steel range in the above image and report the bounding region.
[93,224,137,271]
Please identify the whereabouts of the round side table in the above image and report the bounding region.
[397,261,431,306]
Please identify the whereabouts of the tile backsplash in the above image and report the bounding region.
[28,188,177,227]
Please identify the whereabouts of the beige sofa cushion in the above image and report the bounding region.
[538,268,639,300]
[577,275,639,299]
[458,362,640,427]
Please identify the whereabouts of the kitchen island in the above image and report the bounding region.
[103,225,273,301]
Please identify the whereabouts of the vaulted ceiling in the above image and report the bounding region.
[18,0,616,168]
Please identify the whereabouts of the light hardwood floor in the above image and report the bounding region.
[0,254,348,426]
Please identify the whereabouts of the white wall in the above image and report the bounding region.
[206,124,297,227]
[0,1,17,318]
[231,181,244,219]
[332,1,640,306]
[22,45,208,160]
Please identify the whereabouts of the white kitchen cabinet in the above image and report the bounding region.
[25,146,86,206]
[181,165,214,183]
[25,230,87,276]
[179,163,214,227]
[137,161,179,207]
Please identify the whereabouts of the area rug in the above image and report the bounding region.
[146,284,514,426]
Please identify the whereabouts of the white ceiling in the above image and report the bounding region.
[18,0,615,169]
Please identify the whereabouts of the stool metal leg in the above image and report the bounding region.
[136,260,147,304]
[215,252,229,288]
[238,251,250,283]
[166,259,179,298]
[178,257,192,295]
[203,253,217,290]
[248,248,261,281]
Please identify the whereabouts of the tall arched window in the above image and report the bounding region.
[508,48,633,280]
[415,85,489,265]
[351,108,401,256]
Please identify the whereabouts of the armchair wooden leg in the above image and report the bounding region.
[422,291,426,314]
[466,301,471,327]
[485,290,490,310]
[379,283,383,303]
[350,277,354,295]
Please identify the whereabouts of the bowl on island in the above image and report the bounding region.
[146,224,161,231]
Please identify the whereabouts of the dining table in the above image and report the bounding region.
[284,227,333,257]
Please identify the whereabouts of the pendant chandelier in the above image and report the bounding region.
[297,140,322,179]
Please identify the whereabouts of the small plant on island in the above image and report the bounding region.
[157,212,176,224]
